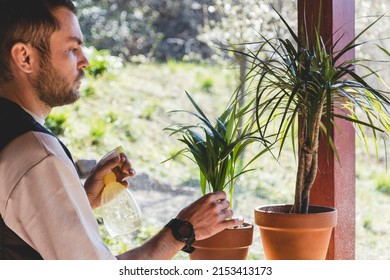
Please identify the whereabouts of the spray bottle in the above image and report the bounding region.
[100,146,142,237]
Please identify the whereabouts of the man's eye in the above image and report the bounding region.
[68,48,78,53]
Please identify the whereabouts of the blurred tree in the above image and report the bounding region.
[148,0,215,61]
[198,0,297,138]
[73,0,389,79]
[74,0,215,62]
[355,0,390,91]
[74,0,159,61]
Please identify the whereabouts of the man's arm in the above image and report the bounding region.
[116,191,244,260]
[116,227,183,260]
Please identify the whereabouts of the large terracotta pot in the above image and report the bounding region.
[189,223,254,260]
[254,204,337,260]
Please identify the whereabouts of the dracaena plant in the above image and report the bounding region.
[236,9,390,214]
[164,91,267,207]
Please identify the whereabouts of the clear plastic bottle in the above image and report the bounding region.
[99,146,142,237]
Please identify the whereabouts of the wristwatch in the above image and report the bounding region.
[165,218,196,253]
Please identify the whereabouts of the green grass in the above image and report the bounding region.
[355,146,390,259]
[49,62,390,259]
[375,174,390,195]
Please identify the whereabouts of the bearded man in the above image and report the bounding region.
[0,0,242,259]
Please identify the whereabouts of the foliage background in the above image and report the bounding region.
[50,0,390,259]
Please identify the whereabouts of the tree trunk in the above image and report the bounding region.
[293,104,323,213]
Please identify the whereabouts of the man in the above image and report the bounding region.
[0,0,243,259]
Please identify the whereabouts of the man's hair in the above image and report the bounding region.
[0,0,77,83]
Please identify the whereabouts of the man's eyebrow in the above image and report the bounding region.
[68,36,83,45]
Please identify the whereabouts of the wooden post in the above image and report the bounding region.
[298,0,356,260]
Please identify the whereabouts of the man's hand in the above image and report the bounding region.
[176,191,244,241]
[83,152,135,208]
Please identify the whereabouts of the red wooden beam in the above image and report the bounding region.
[298,0,356,260]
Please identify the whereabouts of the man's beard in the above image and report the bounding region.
[32,56,84,108]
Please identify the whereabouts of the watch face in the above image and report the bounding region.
[178,223,192,238]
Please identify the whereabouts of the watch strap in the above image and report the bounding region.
[181,243,195,254]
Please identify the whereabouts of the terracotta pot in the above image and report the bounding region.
[189,223,254,260]
[254,204,337,260]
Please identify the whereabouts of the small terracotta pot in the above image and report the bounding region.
[189,223,254,260]
[254,204,337,260]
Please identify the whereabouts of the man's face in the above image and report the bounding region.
[32,7,89,108]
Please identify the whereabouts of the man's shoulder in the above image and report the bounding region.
[0,131,72,180]
[0,131,63,213]
[2,130,62,159]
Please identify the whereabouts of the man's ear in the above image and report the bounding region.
[10,43,36,74]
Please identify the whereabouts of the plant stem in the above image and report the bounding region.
[294,103,323,213]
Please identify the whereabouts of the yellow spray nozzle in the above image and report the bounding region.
[102,145,125,186]
[116,145,124,154]
[104,171,117,186]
